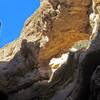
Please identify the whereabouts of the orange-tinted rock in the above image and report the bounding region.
[38,0,91,67]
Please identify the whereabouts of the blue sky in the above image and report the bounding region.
[0,0,40,47]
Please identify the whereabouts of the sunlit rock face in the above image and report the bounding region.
[48,52,69,82]
[0,0,90,78]
[89,0,100,42]
[49,53,69,70]
[0,0,90,67]
[49,40,89,71]
[48,40,89,83]
[37,0,91,70]
[1,0,100,100]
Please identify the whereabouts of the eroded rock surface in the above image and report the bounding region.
[1,0,100,100]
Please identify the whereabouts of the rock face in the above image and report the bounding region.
[38,0,90,67]
[1,0,100,100]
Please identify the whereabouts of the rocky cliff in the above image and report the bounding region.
[0,0,100,100]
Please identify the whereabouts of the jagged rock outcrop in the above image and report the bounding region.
[1,0,100,100]
[0,0,90,85]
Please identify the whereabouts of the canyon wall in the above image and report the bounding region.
[0,0,100,100]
